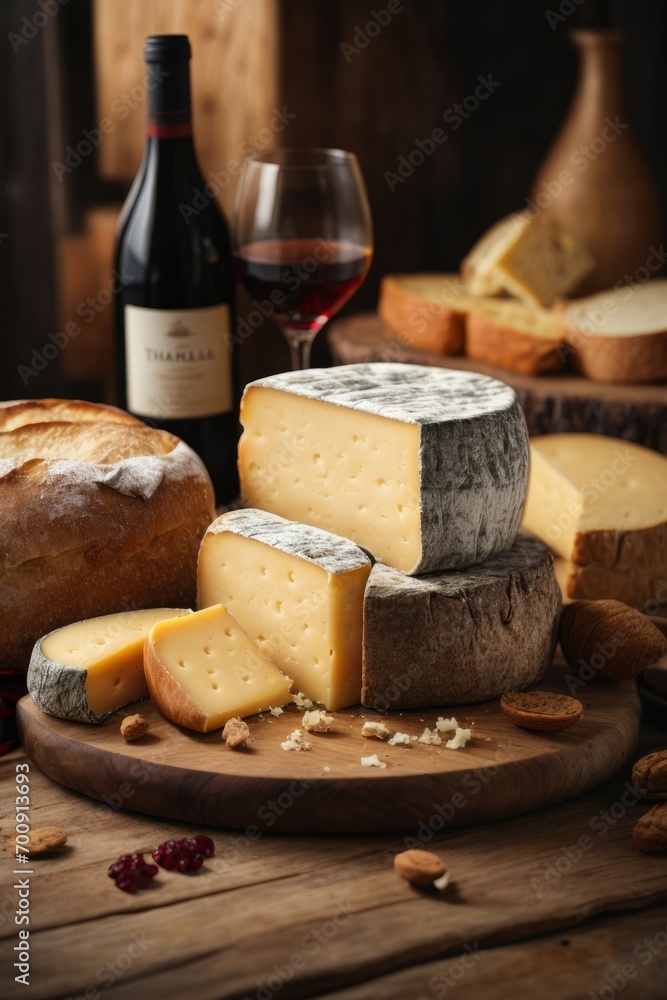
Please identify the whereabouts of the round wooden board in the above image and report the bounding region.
[328,314,667,453]
[16,664,640,835]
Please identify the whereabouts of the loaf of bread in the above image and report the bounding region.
[0,399,215,670]
[465,298,565,375]
[561,280,667,383]
[378,273,474,354]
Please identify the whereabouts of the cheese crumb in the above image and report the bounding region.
[388,732,414,746]
[361,721,392,740]
[302,709,334,733]
[418,728,442,746]
[292,691,316,710]
[435,717,458,732]
[269,706,284,717]
[323,765,331,772]
[446,727,472,750]
[281,729,310,751]
[361,754,387,768]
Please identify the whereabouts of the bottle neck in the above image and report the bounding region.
[146,57,193,139]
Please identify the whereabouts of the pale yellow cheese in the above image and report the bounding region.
[39,608,191,717]
[522,434,667,560]
[463,212,594,307]
[147,604,293,731]
[198,517,371,710]
[240,388,421,575]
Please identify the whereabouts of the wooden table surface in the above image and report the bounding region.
[2,721,667,1000]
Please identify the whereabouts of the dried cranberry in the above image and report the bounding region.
[193,835,215,858]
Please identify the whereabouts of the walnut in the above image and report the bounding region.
[222,717,250,749]
[120,714,149,741]
[632,750,667,800]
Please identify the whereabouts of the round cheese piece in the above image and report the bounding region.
[361,533,561,710]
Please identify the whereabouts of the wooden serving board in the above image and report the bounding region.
[328,314,667,454]
[16,664,640,835]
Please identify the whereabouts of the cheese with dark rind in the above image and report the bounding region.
[27,608,191,723]
[361,533,561,710]
[239,362,530,575]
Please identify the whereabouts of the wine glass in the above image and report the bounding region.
[233,148,373,370]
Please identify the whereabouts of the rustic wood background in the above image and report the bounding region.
[1,0,666,399]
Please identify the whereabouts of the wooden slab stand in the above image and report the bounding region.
[328,313,667,453]
[16,665,640,835]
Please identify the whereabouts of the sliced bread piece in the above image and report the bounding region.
[378,273,474,354]
[465,297,565,375]
[462,212,595,307]
[561,280,667,383]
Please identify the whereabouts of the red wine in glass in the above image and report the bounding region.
[235,239,371,332]
[234,149,373,369]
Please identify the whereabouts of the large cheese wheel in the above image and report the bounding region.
[361,533,561,710]
[0,399,215,670]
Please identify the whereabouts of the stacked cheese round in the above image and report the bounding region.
[0,399,215,670]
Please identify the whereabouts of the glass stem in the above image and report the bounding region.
[285,328,318,371]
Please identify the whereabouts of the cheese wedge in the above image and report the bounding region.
[144,604,293,732]
[462,212,594,307]
[239,363,529,575]
[198,510,372,710]
[27,608,191,723]
[522,434,667,609]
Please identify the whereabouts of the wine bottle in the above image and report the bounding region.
[114,34,238,503]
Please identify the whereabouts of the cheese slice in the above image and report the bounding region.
[27,608,191,723]
[522,434,667,608]
[144,604,293,732]
[462,212,594,307]
[238,363,529,575]
[362,533,560,710]
[198,509,372,710]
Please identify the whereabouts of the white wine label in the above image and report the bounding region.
[125,304,232,419]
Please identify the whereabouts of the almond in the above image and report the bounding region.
[27,827,67,854]
[394,849,447,887]
[500,690,583,731]
[559,601,667,682]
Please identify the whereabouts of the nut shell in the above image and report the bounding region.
[633,803,667,853]
[500,690,583,731]
[632,750,667,800]
[559,601,667,682]
[394,849,447,886]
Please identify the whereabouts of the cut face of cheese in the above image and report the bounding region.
[27,608,191,723]
[362,533,560,710]
[378,273,475,353]
[144,604,293,732]
[462,212,595,307]
[522,434,667,607]
[239,363,529,575]
[198,510,372,711]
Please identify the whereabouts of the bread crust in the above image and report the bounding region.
[563,325,667,384]
[0,400,215,670]
[378,275,466,354]
[143,637,209,732]
[466,311,564,375]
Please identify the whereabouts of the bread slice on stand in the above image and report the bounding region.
[465,297,565,375]
[560,280,667,383]
[378,273,476,354]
